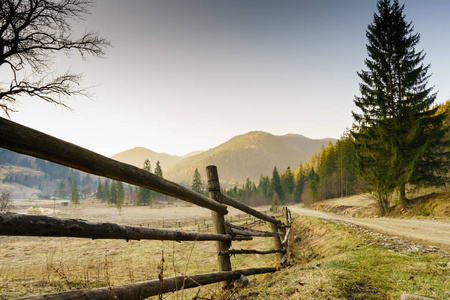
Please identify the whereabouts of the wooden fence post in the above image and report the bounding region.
[206,165,233,289]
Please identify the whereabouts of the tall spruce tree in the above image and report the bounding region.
[108,181,118,204]
[294,165,306,203]
[154,161,163,178]
[257,174,271,198]
[270,167,284,202]
[281,166,295,199]
[143,159,152,173]
[191,168,203,194]
[352,0,448,212]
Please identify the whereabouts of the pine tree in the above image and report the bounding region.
[153,160,165,201]
[308,168,320,201]
[257,174,270,198]
[154,161,163,178]
[143,159,152,173]
[294,165,306,203]
[335,133,360,197]
[191,168,204,194]
[317,142,338,200]
[97,180,103,199]
[280,166,294,200]
[351,0,449,211]
[108,181,118,204]
[270,167,284,202]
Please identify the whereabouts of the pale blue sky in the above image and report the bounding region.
[5,0,450,158]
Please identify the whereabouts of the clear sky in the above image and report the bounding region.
[4,0,450,157]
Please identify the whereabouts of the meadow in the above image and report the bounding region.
[0,201,278,299]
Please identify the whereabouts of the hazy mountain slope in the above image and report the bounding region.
[111,147,182,171]
[0,148,98,199]
[281,134,337,157]
[165,131,333,187]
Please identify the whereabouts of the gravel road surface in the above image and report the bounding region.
[289,205,450,252]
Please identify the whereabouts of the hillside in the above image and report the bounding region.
[1,131,334,197]
[0,149,97,199]
[111,147,183,171]
[164,131,334,186]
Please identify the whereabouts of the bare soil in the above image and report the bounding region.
[289,194,450,252]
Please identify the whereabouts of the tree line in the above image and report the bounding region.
[95,159,165,208]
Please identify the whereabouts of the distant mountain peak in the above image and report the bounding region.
[110,131,335,188]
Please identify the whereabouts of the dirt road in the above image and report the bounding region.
[288,205,450,252]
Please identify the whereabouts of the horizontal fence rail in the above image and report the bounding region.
[0,117,228,215]
[226,222,283,237]
[16,268,279,300]
[219,249,286,256]
[220,194,280,225]
[0,213,252,242]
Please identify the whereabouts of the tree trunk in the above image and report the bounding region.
[399,184,408,209]
[377,191,390,216]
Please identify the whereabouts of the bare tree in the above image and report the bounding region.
[0,0,110,116]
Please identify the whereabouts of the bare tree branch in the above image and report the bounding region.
[0,0,110,115]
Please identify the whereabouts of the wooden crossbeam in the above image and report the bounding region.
[16,268,279,300]
[0,213,252,242]
[225,222,283,237]
[219,249,286,256]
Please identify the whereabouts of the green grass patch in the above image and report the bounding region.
[235,216,449,299]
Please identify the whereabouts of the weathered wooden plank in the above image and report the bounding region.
[220,194,280,225]
[280,207,292,265]
[270,222,284,261]
[0,117,227,215]
[281,227,291,246]
[0,213,252,242]
[206,165,232,289]
[225,222,283,237]
[219,249,286,256]
[15,268,279,300]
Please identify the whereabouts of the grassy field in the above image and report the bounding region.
[232,216,449,299]
[1,201,449,299]
[0,203,278,299]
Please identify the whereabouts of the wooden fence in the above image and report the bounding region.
[0,117,293,299]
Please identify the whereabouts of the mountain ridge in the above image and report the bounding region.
[111,131,335,187]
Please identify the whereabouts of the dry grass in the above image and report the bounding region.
[388,192,450,219]
[3,197,448,299]
[0,203,279,299]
